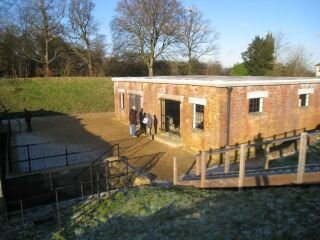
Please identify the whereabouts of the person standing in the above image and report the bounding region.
[146,113,153,135]
[139,108,144,132]
[153,114,158,134]
[24,108,32,132]
[129,106,137,137]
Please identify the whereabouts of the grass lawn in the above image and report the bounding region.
[51,186,320,239]
[0,77,114,116]
[2,185,318,240]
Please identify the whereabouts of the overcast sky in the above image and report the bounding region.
[94,0,320,68]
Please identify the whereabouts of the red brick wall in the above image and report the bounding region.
[114,81,320,151]
[224,84,320,146]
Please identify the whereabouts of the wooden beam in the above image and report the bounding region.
[195,155,200,176]
[297,132,308,184]
[264,144,270,169]
[238,144,246,189]
[200,152,207,188]
[173,157,177,185]
[224,146,230,173]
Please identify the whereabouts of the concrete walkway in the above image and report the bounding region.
[11,112,196,181]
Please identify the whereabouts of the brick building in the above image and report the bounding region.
[112,76,320,151]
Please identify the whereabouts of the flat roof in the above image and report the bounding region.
[112,76,320,87]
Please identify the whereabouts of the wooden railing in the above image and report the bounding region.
[173,131,320,189]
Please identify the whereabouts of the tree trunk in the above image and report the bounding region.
[188,51,192,75]
[148,66,153,77]
[148,57,154,77]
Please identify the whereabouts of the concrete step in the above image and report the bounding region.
[154,133,183,148]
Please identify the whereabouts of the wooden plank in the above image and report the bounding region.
[224,146,230,173]
[297,132,307,184]
[238,144,246,188]
[264,144,270,169]
[195,155,200,176]
[200,152,207,188]
[173,157,177,185]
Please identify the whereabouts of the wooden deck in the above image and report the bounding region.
[173,131,320,189]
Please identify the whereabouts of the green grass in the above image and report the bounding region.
[1,185,320,239]
[0,77,114,116]
[54,186,320,239]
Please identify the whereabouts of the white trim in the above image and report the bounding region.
[247,91,268,99]
[120,92,124,110]
[112,76,320,88]
[157,93,184,102]
[193,104,196,128]
[127,90,144,96]
[118,88,125,93]
[298,88,314,94]
[188,97,207,106]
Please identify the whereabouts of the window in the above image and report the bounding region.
[119,92,125,110]
[299,94,309,107]
[193,104,204,129]
[249,98,263,113]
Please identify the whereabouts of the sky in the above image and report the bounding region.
[93,0,320,68]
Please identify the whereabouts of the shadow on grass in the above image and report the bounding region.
[55,186,320,240]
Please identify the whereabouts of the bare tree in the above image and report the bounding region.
[285,46,314,77]
[179,6,219,75]
[111,0,183,77]
[20,0,65,77]
[68,0,100,76]
[274,32,289,63]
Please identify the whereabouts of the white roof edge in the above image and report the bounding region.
[112,76,320,87]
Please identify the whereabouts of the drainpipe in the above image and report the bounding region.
[226,87,233,146]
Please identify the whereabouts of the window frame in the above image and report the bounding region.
[299,93,309,107]
[120,92,125,110]
[192,104,204,130]
[249,97,263,113]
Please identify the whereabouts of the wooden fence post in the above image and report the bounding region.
[173,157,178,185]
[195,155,200,176]
[297,132,308,184]
[264,144,270,169]
[200,152,207,188]
[238,144,246,189]
[224,146,230,173]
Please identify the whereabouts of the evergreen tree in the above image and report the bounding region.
[242,33,275,76]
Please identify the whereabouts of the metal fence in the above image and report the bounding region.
[4,144,129,239]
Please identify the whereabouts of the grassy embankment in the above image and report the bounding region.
[1,185,319,240]
[0,77,114,116]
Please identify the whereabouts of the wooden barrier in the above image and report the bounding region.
[200,152,207,188]
[238,144,246,188]
[224,146,230,173]
[195,155,200,176]
[173,157,177,185]
[297,132,307,184]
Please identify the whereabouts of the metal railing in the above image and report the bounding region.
[4,143,129,239]
[10,142,120,173]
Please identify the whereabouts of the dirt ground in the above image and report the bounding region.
[12,112,196,181]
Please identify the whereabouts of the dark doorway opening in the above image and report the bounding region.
[129,94,142,120]
[160,99,180,136]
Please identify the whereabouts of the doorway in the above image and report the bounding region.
[160,99,180,135]
[129,94,142,120]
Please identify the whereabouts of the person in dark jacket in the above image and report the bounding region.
[153,114,158,134]
[146,113,152,135]
[24,108,32,132]
[129,106,137,137]
[139,108,144,132]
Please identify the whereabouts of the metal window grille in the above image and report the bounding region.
[249,98,263,113]
[299,94,309,107]
[193,104,204,129]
